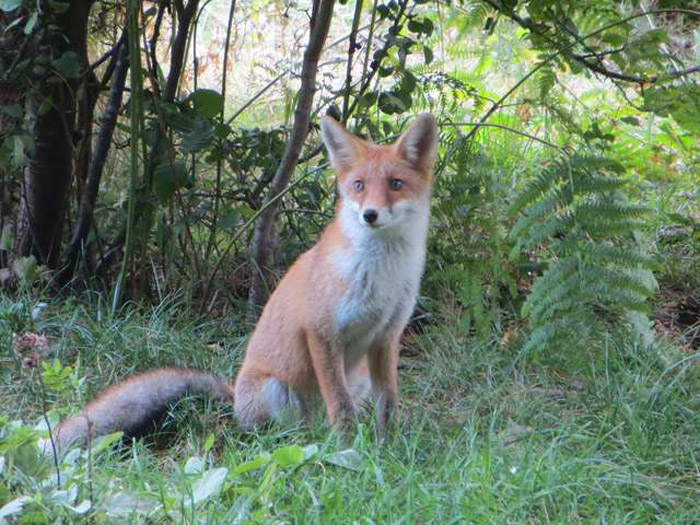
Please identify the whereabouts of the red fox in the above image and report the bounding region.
[48,113,438,451]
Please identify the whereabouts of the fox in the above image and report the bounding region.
[47,113,438,452]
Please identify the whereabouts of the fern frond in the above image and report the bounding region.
[511,153,656,354]
[509,167,563,215]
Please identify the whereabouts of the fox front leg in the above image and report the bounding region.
[307,331,357,435]
[369,335,401,434]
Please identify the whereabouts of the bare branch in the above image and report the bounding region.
[246,0,336,318]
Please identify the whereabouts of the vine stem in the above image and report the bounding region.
[111,0,143,315]
[341,0,364,122]
[207,0,237,260]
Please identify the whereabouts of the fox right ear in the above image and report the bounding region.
[320,116,364,172]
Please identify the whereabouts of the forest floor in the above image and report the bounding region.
[1,276,699,523]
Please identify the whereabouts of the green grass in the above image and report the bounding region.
[1,292,699,523]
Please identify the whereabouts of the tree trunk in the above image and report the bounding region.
[14,1,92,270]
[247,0,336,320]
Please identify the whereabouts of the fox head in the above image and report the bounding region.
[320,114,437,237]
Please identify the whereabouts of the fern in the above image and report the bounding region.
[428,133,518,340]
[511,154,657,354]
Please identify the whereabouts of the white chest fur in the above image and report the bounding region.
[331,199,429,362]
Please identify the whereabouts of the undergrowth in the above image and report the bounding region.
[1,292,699,523]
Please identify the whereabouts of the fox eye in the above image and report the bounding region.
[353,180,364,192]
[389,178,403,191]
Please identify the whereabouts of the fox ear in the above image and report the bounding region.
[395,113,438,173]
[320,116,364,172]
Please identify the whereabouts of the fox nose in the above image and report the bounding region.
[363,209,378,225]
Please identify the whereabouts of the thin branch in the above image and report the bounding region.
[204,168,317,303]
[206,0,237,260]
[479,1,700,84]
[442,122,562,150]
[341,0,364,122]
[37,371,60,489]
[346,0,410,119]
[465,7,700,142]
[59,40,130,283]
[112,0,144,314]
[246,0,336,317]
[85,35,125,80]
[225,25,371,126]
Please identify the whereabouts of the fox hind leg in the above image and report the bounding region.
[234,371,301,430]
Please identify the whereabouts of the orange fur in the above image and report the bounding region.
[49,114,438,450]
[234,113,437,432]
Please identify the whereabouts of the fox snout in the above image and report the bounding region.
[362,209,378,225]
[354,203,392,229]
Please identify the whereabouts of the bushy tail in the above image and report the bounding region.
[48,367,234,451]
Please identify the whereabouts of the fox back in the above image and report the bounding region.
[234,114,438,432]
[48,114,438,452]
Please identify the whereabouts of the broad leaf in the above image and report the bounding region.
[51,51,81,78]
[0,0,22,12]
[187,89,224,119]
[191,468,228,504]
[326,449,364,471]
[273,444,304,467]
[153,161,188,202]
[181,117,215,153]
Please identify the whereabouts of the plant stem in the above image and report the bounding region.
[112,0,143,314]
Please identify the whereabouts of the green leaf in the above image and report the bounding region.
[51,51,81,78]
[101,492,158,517]
[48,1,70,13]
[218,207,239,229]
[302,443,319,460]
[203,432,215,453]
[422,17,434,37]
[601,31,627,48]
[191,468,228,504]
[23,11,37,34]
[12,255,37,286]
[273,444,304,467]
[181,117,215,153]
[37,95,53,116]
[0,224,13,251]
[1,104,22,118]
[407,19,422,34]
[643,85,700,134]
[184,456,205,474]
[0,0,23,12]
[0,496,32,519]
[85,431,124,457]
[187,89,224,119]
[153,161,188,202]
[378,91,411,115]
[233,452,272,475]
[326,449,364,471]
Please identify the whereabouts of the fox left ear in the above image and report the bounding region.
[395,113,438,173]
[320,115,366,173]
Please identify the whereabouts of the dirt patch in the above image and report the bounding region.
[654,285,700,351]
